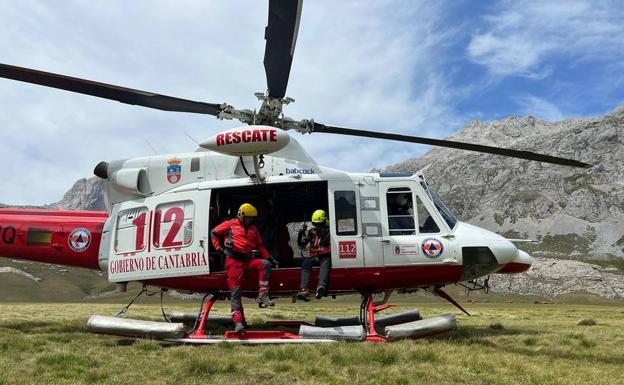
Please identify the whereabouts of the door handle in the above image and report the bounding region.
[200,238,208,254]
[380,239,390,244]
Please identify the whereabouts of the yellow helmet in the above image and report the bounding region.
[311,209,327,225]
[238,203,258,220]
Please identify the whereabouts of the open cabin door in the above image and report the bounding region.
[358,177,383,267]
[328,181,364,268]
[107,190,211,283]
[379,182,454,266]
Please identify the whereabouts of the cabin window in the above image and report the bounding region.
[191,157,200,172]
[115,207,149,254]
[27,228,52,246]
[416,196,440,233]
[153,200,194,249]
[386,187,416,235]
[334,190,358,236]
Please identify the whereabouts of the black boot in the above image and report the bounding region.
[234,322,245,333]
[296,288,311,302]
[315,286,327,299]
[256,289,275,308]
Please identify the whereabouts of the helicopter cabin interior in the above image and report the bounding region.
[207,181,330,272]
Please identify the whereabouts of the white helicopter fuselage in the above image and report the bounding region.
[97,133,533,294]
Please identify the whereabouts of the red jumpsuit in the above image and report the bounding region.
[210,218,271,324]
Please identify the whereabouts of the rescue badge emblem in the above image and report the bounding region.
[167,158,182,184]
[421,238,443,259]
[68,227,91,253]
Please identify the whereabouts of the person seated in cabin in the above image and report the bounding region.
[210,203,274,333]
[388,193,415,235]
[296,209,331,301]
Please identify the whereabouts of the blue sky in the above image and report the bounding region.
[0,0,623,205]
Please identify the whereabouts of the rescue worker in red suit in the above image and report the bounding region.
[296,209,331,301]
[211,203,274,333]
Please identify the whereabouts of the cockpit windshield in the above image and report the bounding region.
[417,174,458,230]
[430,190,458,230]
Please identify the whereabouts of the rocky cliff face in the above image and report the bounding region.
[2,106,623,300]
[47,177,106,211]
[489,257,624,299]
[1,177,105,211]
[385,104,624,260]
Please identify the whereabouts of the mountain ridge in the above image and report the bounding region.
[2,105,623,300]
[384,103,624,260]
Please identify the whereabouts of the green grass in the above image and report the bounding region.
[1,301,624,385]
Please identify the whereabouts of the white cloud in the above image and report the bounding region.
[0,1,462,205]
[516,95,564,121]
[467,0,624,77]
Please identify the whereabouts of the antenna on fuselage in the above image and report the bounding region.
[144,139,158,155]
[184,131,200,145]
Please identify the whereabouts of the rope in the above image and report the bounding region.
[114,286,147,317]
[113,285,168,318]
[160,290,171,323]
[189,292,213,334]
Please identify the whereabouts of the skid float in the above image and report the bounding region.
[86,292,457,345]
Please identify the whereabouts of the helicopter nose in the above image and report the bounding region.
[459,223,519,265]
[497,250,534,274]
[485,236,519,265]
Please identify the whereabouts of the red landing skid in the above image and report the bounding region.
[168,292,396,345]
[170,294,335,345]
[362,293,392,343]
[174,332,336,345]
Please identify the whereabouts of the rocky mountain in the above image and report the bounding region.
[47,177,106,211]
[2,105,624,300]
[489,257,624,299]
[0,177,105,211]
[384,104,624,261]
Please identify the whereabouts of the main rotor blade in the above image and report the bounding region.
[313,123,592,168]
[263,0,303,99]
[0,63,222,115]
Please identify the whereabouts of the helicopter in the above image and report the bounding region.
[0,0,590,343]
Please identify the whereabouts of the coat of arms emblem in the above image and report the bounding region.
[167,158,182,184]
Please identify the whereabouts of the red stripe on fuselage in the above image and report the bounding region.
[143,264,465,296]
[496,262,531,274]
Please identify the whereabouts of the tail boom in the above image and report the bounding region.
[0,208,107,270]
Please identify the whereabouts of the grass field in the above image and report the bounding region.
[1,300,623,385]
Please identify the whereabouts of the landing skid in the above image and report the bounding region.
[360,291,392,342]
[179,294,337,344]
[86,290,460,344]
[171,334,336,345]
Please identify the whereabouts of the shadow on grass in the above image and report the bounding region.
[0,320,85,334]
[432,326,624,366]
[429,325,542,342]
[115,338,138,346]
[494,344,624,366]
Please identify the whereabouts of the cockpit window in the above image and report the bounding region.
[415,196,440,233]
[430,190,458,229]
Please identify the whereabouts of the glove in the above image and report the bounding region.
[268,256,279,268]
